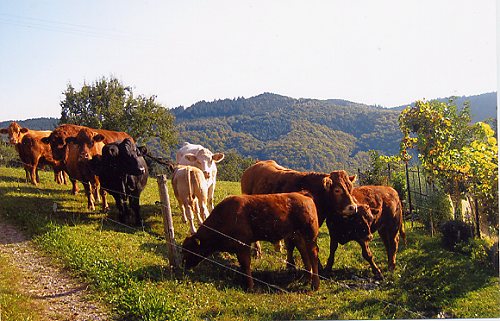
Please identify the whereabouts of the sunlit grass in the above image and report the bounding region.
[0,166,498,320]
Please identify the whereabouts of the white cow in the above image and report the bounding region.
[172,165,210,234]
[176,142,225,211]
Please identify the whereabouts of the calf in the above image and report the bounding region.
[176,142,224,211]
[325,204,383,279]
[182,192,320,291]
[89,138,148,225]
[327,185,406,273]
[240,160,357,267]
[172,165,210,235]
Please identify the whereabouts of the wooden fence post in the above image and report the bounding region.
[157,174,181,269]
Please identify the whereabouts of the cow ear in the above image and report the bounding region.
[322,177,333,191]
[65,137,76,144]
[138,146,148,156]
[108,145,119,157]
[212,153,224,163]
[349,175,357,183]
[93,134,105,142]
[184,154,197,162]
[20,128,29,133]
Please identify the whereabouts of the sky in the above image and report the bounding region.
[0,0,497,121]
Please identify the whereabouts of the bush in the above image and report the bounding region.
[0,142,18,167]
[440,220,473,251]
[419,190,454,233]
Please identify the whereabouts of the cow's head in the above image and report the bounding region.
[41,125,81,162]
[184,149,224,180]
[1,122,29,145]
[323,170,358,216]
[98,138,147,176]
[348,204,374,242]
[65,128,105,162]
[182,235,205,269]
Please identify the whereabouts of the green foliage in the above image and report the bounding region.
[173,93,402,173]
[60,76,177,153]
[399,99,498,229]
[216,151,255,182]
[419,189,454,232]
[0,142,18,167]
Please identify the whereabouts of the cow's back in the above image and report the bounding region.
[241,160,306,195]
[353,185,403,230]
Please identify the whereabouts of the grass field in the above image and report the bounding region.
[0,166,498,320]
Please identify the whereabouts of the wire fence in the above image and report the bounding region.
[0,154,426,318]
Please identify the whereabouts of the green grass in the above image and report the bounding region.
[0,254,41,321]
[0,166,499,320]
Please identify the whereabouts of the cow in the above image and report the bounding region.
[325,185,406,274]
[182,192,320,291]
[89,138,148,225]
[172,165,210,235]
[240,160,357,267]
[325,204,383,279]
[42,124,132,196]
[1,122,66,185]
[176,142,224,212]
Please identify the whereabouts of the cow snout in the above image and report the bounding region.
[342,203,357,215]
[203,171,210,179]
[79,152,90,160]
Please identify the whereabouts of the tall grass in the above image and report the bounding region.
[0,166,498,320]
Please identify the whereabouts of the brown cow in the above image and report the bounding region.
[182,192,320,291]
[42,124,132,196]
[1,122,66,185]
[328,185,406,273]
[325,204,383,279]
[240,160,357,267]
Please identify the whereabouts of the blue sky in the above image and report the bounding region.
[0,0,497,121]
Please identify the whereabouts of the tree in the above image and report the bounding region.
[60,76,177,154]
[399,100,498,234]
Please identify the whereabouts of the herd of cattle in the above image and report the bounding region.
[1,121,406,291]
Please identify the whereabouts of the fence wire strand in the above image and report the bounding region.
[2,156,425,318]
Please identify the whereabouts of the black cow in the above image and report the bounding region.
[89,138,148,225]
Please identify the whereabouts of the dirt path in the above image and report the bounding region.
[0,217,111,321]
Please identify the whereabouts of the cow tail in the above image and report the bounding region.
[187,168,194,202]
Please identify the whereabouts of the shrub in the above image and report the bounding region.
[419,190,454,233]
[440,220,473,250]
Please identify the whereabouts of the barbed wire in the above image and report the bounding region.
[2,157,426,317]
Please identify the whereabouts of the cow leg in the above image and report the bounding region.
[100,188,109,212]
[379,227,399,272]
[236,248,253,291]
[284,237,297,271]
[184,200,197,235]
[71,179,79,195]
[356,240,383,279]
[207,183,215,212]
[252,241,262,258]
[113,194,127,223]
[84,182,96,211]
[197,186,210,221]
[130,195,142,226]
[324,239,339,274]
[307,240,320,290]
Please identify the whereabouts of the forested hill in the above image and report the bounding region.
[171,93,402,172]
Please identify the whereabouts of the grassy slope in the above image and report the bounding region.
[0,166,498,320]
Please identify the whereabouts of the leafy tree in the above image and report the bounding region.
[399,100,498,234]
[60,76,177,154]
[216,151,255,182]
